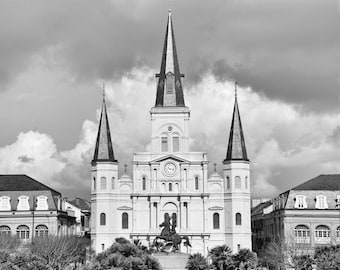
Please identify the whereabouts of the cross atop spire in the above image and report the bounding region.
[92,88,117,164]
[155,10,185,107]
[224,83,248,162]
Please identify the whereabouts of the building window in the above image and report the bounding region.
[122,213,128,229]
[102,244,105,251]
[226,177,230,189]
[100,213,106,226]
[315,225,330,243]
[111,177,115,190]
[161,137,168,152]
[195,176,199,190]
[169,183,172,192]
[315,195,328,209]
[336,195,340,209]
[0,225,11,235]
[17,196,30,211]
[235,176,241,189]
[16,225,30,239]
[36,196,48,210]
[0,196,11,211]
[294,195,307,209]
[213,213,220,229]
[337,226,340,239]
[173,136,179,152]
[245,177,248,189]
[294,225,310,243]
[35,225,48,237]
[166,73,174,94]
[236,213,242,225]
[142,177,146,191]
[100,177,106,190]
[93,177,96,191]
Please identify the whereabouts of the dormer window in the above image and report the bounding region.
[0,196,11,211]
[17,196,30,211]
[336,195,340,209]
[294,195,307,209]
[36,196,48,210]
[315,195,328,209]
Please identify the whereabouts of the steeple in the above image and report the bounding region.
[92,90,117,163]
[224,82,248,162]
[155,10,185,107]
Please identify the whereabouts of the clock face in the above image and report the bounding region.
[164,162,177,176]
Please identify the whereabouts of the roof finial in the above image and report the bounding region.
[102,83,106,102]
[235,81,238,99]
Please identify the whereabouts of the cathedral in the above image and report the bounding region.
[90,11,251,255]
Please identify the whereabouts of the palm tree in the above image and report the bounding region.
[186,253,209,270]
[208,245,233,270]
[233,248,257,269]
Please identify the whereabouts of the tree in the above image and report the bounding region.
[29,235,89,269]
[292,254,314,270]
[209,245,233,270]
[186,253,208,270]
[314,245,340,270]
[233,248,258,269]
[95,237,161,270]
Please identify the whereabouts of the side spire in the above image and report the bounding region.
[155,10,185,107]
[92,85,117,163]
[224,82,248,162]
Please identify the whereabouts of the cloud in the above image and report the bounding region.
[0,0,339,111]
[1,68,340,200]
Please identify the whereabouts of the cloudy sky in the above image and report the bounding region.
[0,0,340,200]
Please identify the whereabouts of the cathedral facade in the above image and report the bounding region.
[90,11,251,255]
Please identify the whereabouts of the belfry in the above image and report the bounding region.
[90,10,251,255]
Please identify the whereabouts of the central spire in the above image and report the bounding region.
[155,10,185,107]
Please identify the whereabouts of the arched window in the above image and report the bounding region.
[195,176,199,190]
[315,225,330,243]
[16,225,29,239]
[142,177,146,191]
[236,213,242,225]
[93,177,96,191]
[245,177,248,189]
[173,136,179,152]
[169,183,172,192]
[294,225,310,243]
[162,183,165,192]
[213,213,220,229]
[235,176,241,189]
[100,213,106,226]
[100,177,106,190]
[226,177,230,189]
[337,226,340,239]
[111,177,115,190]
[35,225,48,237]
[0,196,11,211]
[0,225,11,235]
[161,137,168,152]
[122,213,128,229]
[17,196,30,210]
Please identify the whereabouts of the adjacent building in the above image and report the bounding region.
[0,174,76,241]
[251,174,340,254]
[91,11,251,254]
[66,197,91,237]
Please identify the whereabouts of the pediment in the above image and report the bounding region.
[208,206,223,211]
[150,154,190,164]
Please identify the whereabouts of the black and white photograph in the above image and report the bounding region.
[0,1,339,269]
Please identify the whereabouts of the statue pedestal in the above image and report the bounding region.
[153,253,189,270]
